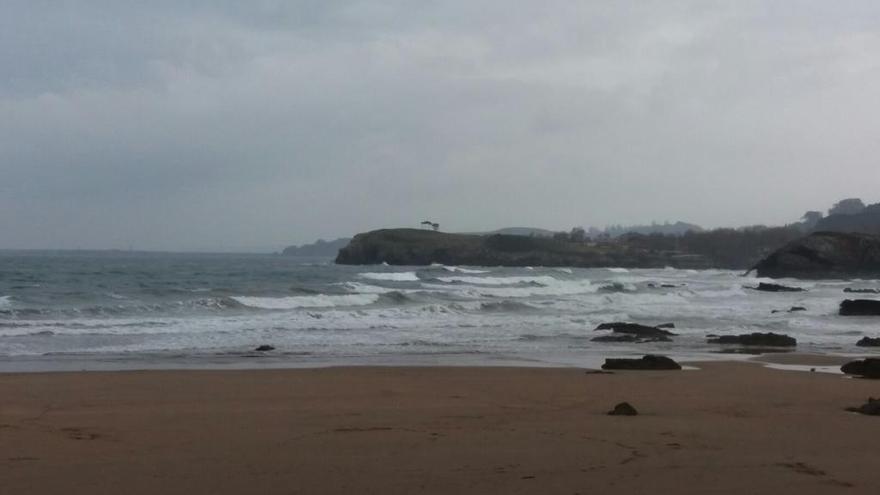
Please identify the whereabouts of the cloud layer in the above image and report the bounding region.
[2,1,879,250]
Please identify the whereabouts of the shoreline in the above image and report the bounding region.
[2,361,878,494]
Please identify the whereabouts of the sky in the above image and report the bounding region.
[2,1,879,252]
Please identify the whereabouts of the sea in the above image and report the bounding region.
[0,250,877,372]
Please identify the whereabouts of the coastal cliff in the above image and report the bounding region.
[335,229,712,268]
[752,231,880,278]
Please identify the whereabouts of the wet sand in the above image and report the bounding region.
[1,362,878,494]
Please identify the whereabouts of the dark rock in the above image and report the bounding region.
[747,283,805,293]
[845,288,880,294]
[602,355,682,371]
[856,337,880,347]
[594,322,677,337]
[255,345,275,352]
[591,334,671,343]
[772,306,807,314]
[846,398,880,415]
[840,299,880,316]
[841,358,880,378]
[656,322,676,329]
[752,231,880,279]
[660,284,681,288]
[608,402,639,416]
[707,332,796,347]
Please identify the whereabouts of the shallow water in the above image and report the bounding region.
[1,250,878,371]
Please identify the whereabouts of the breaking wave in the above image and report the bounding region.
[359,272,420,282]
[232,294,381,310]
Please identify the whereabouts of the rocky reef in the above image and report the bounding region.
[335,229,715,268]
[751,231,880,279]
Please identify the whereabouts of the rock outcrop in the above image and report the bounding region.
[841,358,880,378]
[752,231,880,279]
[856,337,880,347]
[601,355,681,371]
[707,333,797,347]
[839,299,880,316]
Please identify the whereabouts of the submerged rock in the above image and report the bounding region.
[747,283,805,293]
[839,299,880,316]
[841,358,880,379]
[707,332,797,347]
[846,398,880,416]
[844,288,880,294]
[594,322,677,337]
[601,355,681,371]
[772,306,807,314]
[856,337,880,347]
[255,345,275,352]
[591,334,671,343]
[608,402,639,416]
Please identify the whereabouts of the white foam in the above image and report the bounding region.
[437,275,559,286]
[0,295,10,308]
[607,267,629,273]
[359,272,420,282]
[555,268,573,274]
[232,294,380,309]
[443,266,490,274]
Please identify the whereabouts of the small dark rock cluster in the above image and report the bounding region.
[772,306,807,314]
[592,322,676,343]
[841,358,880,379]
[608,402,638,416]
[601,355,681,371]
[707,332,797,347]
[839,299,880,316]
[846,398,880,416]
[747,283,805,293]
[255,345,275,352]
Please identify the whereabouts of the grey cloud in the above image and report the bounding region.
[2,1,879,250]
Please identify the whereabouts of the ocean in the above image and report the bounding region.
[0,250,876,371]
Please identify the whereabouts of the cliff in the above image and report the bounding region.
[335,229,713,268]
[752,231,880,279]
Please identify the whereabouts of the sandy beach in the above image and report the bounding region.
[1,360,878,494]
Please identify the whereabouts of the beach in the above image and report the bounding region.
[2,359,878,494]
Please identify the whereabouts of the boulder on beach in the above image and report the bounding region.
[707,332,797,347]
[772,306,807,314]
[839,299,880,316]
[856,337,880,347]
[608,402,639,416]
[746,283,805,293]
[594,322,677,337]
[841,358,880,379]
[846,398,880,416]
[601,355,681,371]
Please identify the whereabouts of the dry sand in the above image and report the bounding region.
[1,362,879,494]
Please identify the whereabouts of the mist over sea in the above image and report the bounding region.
[0,250,876,371]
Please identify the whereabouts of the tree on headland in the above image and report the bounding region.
[420,220,440,231]
[800,211,823,230]
[828,198,866,216]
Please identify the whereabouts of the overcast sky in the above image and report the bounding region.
[2,1,878,251]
